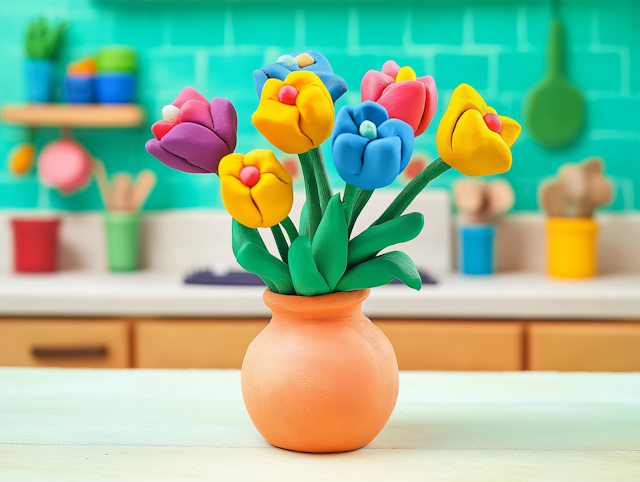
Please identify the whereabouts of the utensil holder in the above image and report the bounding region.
[104,212,140,271]
[459,224,495,275]
[546,218,598,279]
[11,217,61,273]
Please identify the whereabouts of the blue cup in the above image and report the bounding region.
[64,75,95,103]
[95,73,136,103]
[459,224,495,275]
[25,60,55,103]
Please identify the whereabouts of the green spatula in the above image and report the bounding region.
[524,17,585,148]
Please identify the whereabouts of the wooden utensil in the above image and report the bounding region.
[131,170,157,210]
[111,173,133,212]
[524,17,585,148]
[93,159,113,210]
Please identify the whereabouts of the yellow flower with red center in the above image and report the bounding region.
[252,71,334,154]
[219,149,293,229]
[436,84,521,176]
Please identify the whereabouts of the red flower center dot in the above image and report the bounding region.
[240,166,260,187]
[483,113,502,134]
[278,85,299,105]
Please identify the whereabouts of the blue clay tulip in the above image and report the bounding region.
[253,50,348,104]
[331,101,414,190]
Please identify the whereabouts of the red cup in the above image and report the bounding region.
[11,218,61,273]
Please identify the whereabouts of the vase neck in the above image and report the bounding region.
[263,289,370,323]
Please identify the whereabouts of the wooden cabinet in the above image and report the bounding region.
[134,319,269,369]
[374,321,524,371]
[526,322,640,372]
[0,319,130,368]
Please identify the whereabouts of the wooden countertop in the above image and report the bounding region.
[2,272,640,319]
[1,368,639,481]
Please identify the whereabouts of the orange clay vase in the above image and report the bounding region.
[241,288,399,453]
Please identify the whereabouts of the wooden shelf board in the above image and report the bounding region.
[1,104,145,127]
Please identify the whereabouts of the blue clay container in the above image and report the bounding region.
[26,60,55,103]
[64,75,95,103]
[95,73,135,104]
[459,224,495,275]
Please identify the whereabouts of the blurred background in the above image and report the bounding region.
[0,0,639,373]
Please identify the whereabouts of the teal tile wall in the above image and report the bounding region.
[0,0,639,212]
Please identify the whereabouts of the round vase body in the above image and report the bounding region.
[241,289,399,453]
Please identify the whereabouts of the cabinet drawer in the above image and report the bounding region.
[134,320,269,368]
[527,322,640,372]
[374,321,524,371]
[0,320,130,368]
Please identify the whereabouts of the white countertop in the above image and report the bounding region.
[1,368,638,481]
[1,271,640,319]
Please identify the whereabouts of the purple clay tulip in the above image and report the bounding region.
[146,87,238,173]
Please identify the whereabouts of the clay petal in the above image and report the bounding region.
[151,120,175,141]
[210,97,238,153]
[145,139,208,174]
[361,70,394,103]
[177,99,214,130]
[381,60,401,79]
[414,76,438,137]
[377,81,426,135]
[161,122,230,173]
[171,87,208,108]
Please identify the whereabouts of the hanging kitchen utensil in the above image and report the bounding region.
[524,14,585,148]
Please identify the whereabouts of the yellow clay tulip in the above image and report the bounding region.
[219,149,293,229]
[252,71,334,154]
[436,84,521,177]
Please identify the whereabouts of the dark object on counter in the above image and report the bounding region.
[185,269,437,286]
[64,75,95,103]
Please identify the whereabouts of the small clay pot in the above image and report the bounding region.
[242,288,399,453]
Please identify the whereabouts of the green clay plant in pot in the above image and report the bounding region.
[145,53,522,453]
[24,16,67,103]
[454,179,514,275]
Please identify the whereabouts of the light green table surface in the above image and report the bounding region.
[1,369,639,481]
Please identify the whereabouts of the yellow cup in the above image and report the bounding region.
[546,218,598,279]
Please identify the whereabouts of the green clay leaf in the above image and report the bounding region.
[336,251,422,292]
[232,219,287,294]
[236,242,294,295]
[288,236,331,296]
[311,193,347,291]
[300,201,310,238]
[347,212,424,269]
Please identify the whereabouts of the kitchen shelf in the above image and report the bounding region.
[1,104,145,127]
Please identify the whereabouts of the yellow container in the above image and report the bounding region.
[546,218,598,279]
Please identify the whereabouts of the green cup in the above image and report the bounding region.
[104,212,140,271]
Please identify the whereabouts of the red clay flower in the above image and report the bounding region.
[361,60,437,137]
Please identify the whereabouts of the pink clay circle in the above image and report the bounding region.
[483,113,502,134]
[278,85,299,105]
[240,166,261,187]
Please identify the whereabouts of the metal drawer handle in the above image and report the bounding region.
[32,345,108,358]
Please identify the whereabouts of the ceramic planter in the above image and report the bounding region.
[96,73,135,104]
[241,288,399,453]
[546,218,598,278]
[11,217,61,273]
[64,75,95,103]
[104,212,140,271]
[25,60,55,103]
[458,224,495,275]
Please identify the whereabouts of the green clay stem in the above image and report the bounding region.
[373,158,451,227]
[281,216,299,243]
[342,183,357,223]
[270,224,289,264]
[348,188,374,237]
[300,147,333,213]
[297,152,322,242]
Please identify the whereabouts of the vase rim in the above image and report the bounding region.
[263,288,370,319]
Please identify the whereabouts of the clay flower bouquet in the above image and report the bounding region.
[146,51,521,453]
